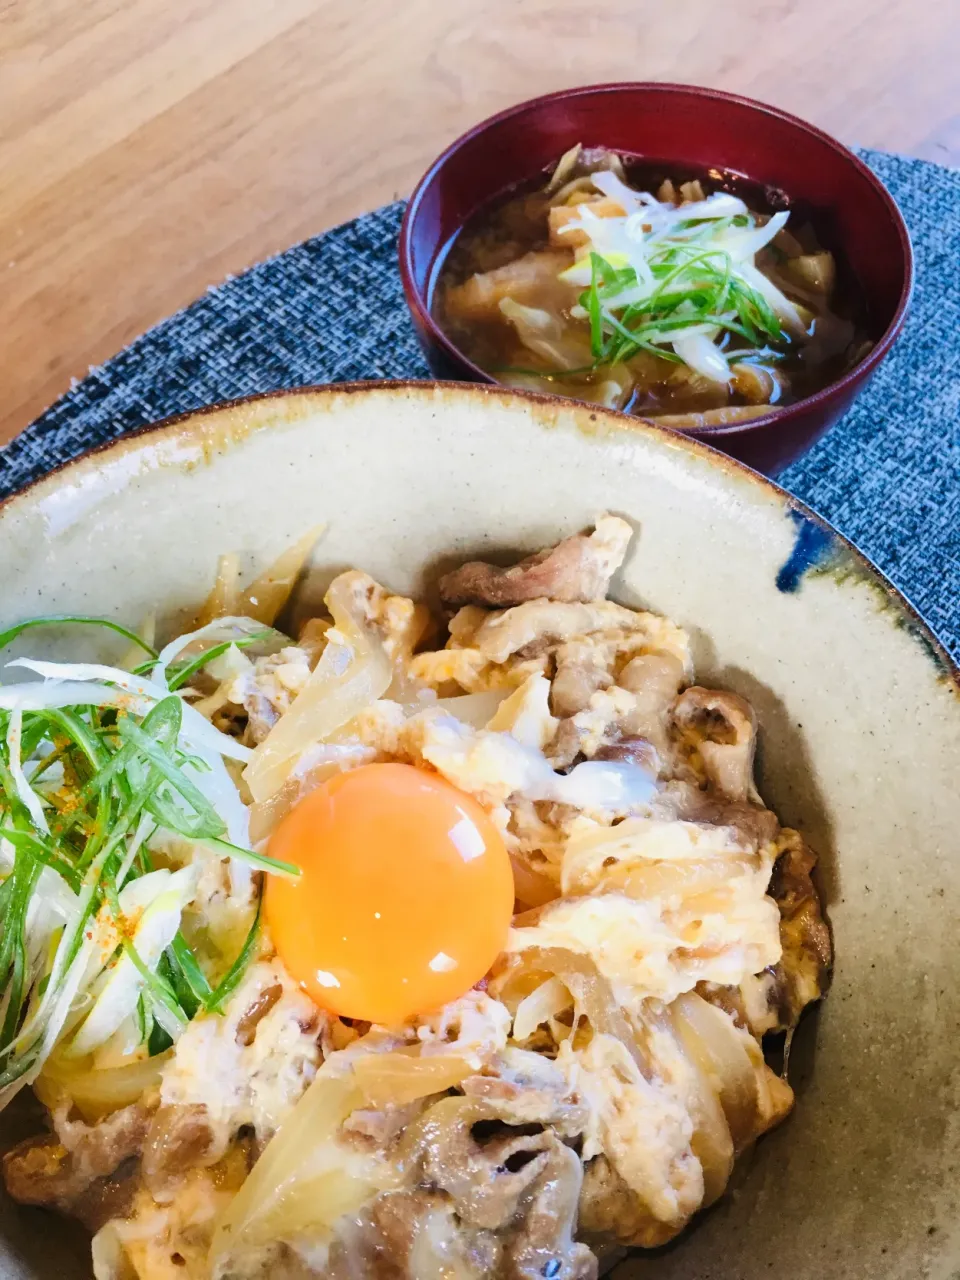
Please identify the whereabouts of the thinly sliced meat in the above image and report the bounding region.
[3,1100,151,1230]
[769,830,833,1022]
[503,1142,597,1279]
[141,1103,224,1195]
[550,644,613,717]
[673,686,760,803]
[439,517,632,609]
[419,1101,556,1231]
[326,1188,500,1279]
[470,601,662,666]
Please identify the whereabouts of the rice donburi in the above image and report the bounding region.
[0,517,831,1279]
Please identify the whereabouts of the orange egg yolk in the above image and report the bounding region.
[264,762,514,1024]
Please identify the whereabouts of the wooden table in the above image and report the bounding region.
[2,0,958,449]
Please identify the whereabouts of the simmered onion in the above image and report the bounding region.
[349,1051,472,1108]
[35,1052,170,1123]
[512,976,573,1041]
[209,1072,392,1269]
[671,992,760,1152]
[238,526,326,626]
[243,578,392,802]
[493,946,651,1077]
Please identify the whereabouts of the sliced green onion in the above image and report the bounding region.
[200,835,300,880]
[167,630,276,692]
[207,899,262,1014]
[122,938,189,1035]
[0,828,82,892]
[170,932,214,1010]
[159,948,201,1021]
[0,617,158,661]
[117,710,227,840]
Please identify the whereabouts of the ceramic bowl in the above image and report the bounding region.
[0,383,957,1280]
[399,82,914,476]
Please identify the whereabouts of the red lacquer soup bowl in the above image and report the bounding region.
[399,82,913,476]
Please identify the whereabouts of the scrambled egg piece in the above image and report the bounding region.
[563,1033,702,1238]
[509,815,781,1007]
[93,1166,240,1280]
[160,960,323,1145]
[411,598,691,695]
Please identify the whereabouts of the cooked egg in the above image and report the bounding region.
[264,762,514,1024]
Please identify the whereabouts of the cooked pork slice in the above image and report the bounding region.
[326,1122,595,1278]
[3,1100,152,1229]
[672,686,761,803]
[501,1142,597,1279]
[423,1117,560,1231]
[339,1102,424,1153]
[460,1047,589,1138]
[698,828,831,1038]
[325,1189,500,1279]
[413,1097,595,1277]
[550,643,614,717]
[439,517,632,609]
[769,829,833,1021]
[142,1103,224,1196]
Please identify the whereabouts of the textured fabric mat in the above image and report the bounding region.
[2,150,958,662]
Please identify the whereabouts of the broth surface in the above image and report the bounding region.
[434,151,872,424]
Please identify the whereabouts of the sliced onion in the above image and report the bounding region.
[561,815,747,897]
[210,1072,390,1266]
[496,946,651,1078]
[7,710,49,834]
[237,525,326,626]
[198,552,241,626]
[589,169,645,214]
[510,854,560,911]
[432,690,507,729]
[243,577,393,803]
[350,1051,472,1107]
[153,615,287,690]
[669,192,748,222]
[36,1052,170,1123]
[671,332,731,384]
[486,673,557,750]
[65,867,197,1058]
[683,1054,734,1207]
[736,261,806,335]
[513,976,573,1041]
[714,211,790,262]
[4,659,252,762]
[672,992,760,1151]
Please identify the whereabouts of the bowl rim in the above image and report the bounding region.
[2,378,955,696]
[398,80,915,442]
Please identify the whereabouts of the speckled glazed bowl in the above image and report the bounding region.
[0,383,957,1280]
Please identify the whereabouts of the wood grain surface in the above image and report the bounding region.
[2,0,958,448]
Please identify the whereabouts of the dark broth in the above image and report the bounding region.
[432,156,872,422]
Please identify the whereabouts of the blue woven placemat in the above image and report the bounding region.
[1,151,957,662]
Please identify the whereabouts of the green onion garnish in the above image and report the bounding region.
[546,186,802,387]
[0,629,299,1108]
[0,617,158,661]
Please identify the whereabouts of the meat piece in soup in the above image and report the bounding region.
[434,145,873,425]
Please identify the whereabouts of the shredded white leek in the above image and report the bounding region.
[554,172,807,380]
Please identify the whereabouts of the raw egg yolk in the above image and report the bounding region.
[264,762,514,1024]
